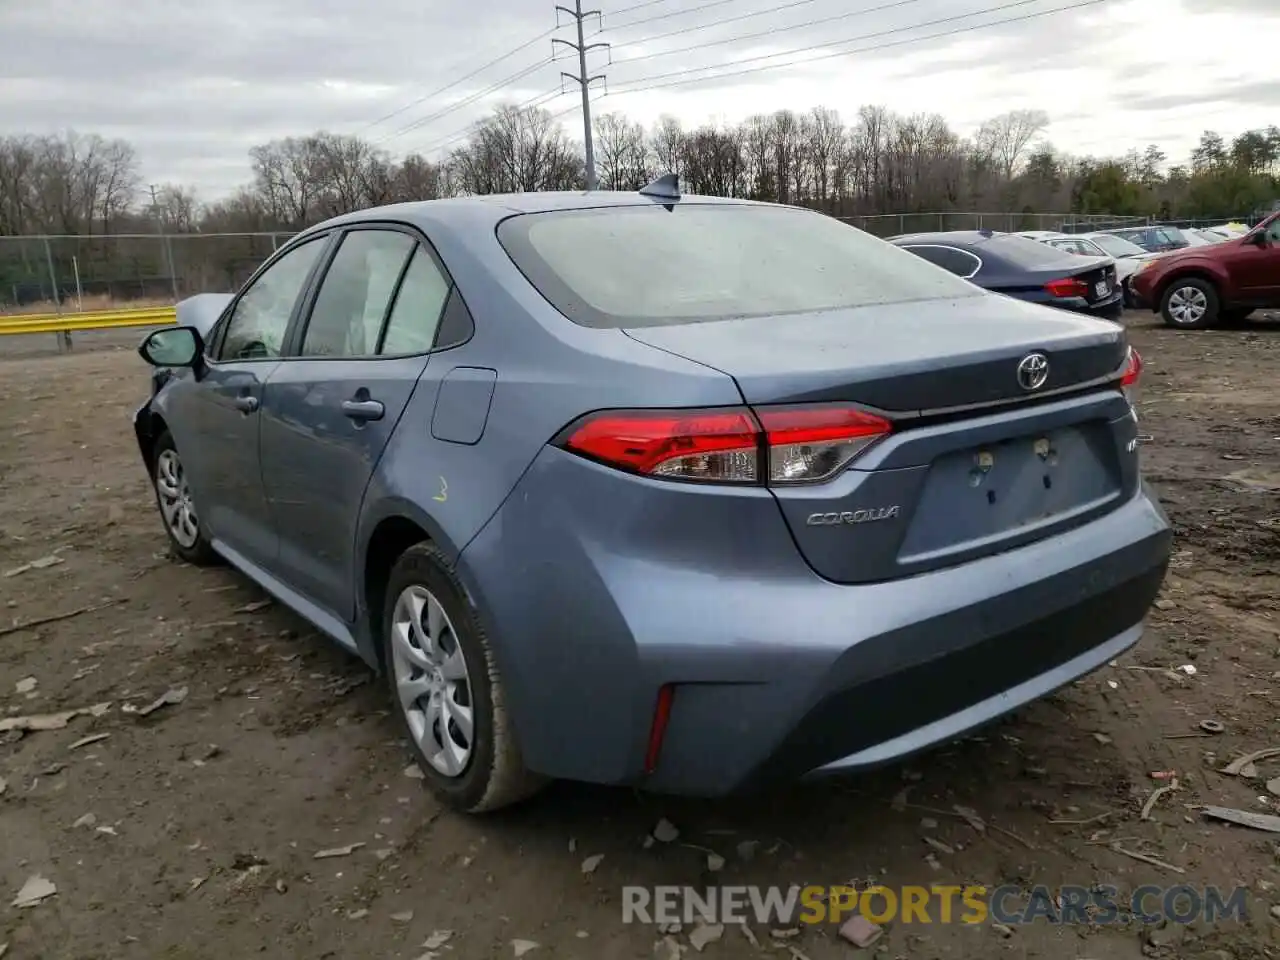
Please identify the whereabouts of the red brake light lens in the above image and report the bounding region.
[561,409,760,483]
[558,404,892,485]
[1120,346,1142,388]
[1045,277,1089,298]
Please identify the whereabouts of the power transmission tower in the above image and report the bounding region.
[149,184,179,299]
[553,0,609,190]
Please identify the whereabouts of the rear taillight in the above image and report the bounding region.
[557,404,892,486]
[1120,346,1142,388]
[1045,277,1089,298]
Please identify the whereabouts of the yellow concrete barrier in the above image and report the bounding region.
[0,306,176,336]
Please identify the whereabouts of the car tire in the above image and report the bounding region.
[151,430,219,566]
[1159,278,1219,329]
[382,542,545,814]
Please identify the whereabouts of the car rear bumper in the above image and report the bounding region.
[459,447,1172,796]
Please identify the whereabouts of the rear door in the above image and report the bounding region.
[258,225,454,619]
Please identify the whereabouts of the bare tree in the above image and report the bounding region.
[974,109,1050,182]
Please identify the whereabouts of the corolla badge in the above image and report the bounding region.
[806,506,900,526]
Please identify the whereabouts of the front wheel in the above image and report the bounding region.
[1160,278,1219,329]
[383,542,544,813]
[151,431,219,565]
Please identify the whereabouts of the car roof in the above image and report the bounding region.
[889,230,1002,247]
[301,190,758,238]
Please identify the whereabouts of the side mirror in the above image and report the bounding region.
[1247,229,1269,248]
[139,326,203,368]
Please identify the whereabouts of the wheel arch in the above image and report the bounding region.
[358,500,466,674]
[1153,266,1224,305]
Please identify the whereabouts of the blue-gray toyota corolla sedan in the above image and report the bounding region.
[132,180,1172,813]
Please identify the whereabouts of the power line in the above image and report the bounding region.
[356,26,556,134]
[612,0,840,51]
[606,0,1112,95]
[419,87,567,157]
[609,0,680,16]
[375,58,552,145]
[612,0,932,64]
[604,0,741,32]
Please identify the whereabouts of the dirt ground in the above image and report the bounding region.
[1,314,1278,960]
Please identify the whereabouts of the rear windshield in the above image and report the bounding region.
[1088,234,1146,258]
[977,233,1082,269]
[496,203,981,328]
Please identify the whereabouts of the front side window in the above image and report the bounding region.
[219,237,326,361]
[497,204,981,329]
[300,229,417,357]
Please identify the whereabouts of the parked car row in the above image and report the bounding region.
[899,214,1280,329]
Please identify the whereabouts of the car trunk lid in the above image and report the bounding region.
[624,296,1138,584]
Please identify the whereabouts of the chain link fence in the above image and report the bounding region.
[0,211,1264,311]
[0,233,296,312]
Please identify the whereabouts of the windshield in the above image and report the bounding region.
[1087,234,1147,258]
[497,203,982,329]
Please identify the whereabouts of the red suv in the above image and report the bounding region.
[1129,212,1280,328]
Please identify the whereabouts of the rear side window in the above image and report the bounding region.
[900,244,981,278]
[497,204,981,328]
[978,234,1079,269]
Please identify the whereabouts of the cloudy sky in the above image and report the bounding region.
[1,0,1275,198]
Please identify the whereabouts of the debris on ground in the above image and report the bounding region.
[403,763,425,779]
[12,874,57,908]
[0,776,6,796]
[346,908,369,920]
[69,732,110,750]
[15,676,37,694]
[652,936,683,960]
[739,923,760,947]
[1110,843,1185,873]
[125,685,188,717]
[511,939,540,957]
[839,914,883,948]
[736,840,758,861]
[1200,719,1225,734]
[72,812,96,829]
[581,854,604,874]
[688,922,724,951]
[706,852,725,872]
[315,842,365,859]
[4,553,64,577]
[652,818,679,843]
[0,599,126,638]
[1201,805,1280,833]
[0,701,111,733]
[1141,777,1179,820]
[391,910,414,923]
[421,930,453,950]
[952,804,986,834]
[1221,747,1280,778]
[235,599,273,614]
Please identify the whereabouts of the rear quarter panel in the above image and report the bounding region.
[355,205,743,561]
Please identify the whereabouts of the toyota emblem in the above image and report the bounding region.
[1016,353,1049,391]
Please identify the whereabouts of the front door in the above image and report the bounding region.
[1231,217,1280,302]
[179,234,331,568]
[259,227,454,619]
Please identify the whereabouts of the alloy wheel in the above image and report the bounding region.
[155,449,200,548]
[1166,285,1208,325]
[390,585,474,777]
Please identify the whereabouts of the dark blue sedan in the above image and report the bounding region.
[890,230,1124,319]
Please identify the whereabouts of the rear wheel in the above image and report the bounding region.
[383,542,544,813]
[1160,278,1219,329]
[151,431,218,566]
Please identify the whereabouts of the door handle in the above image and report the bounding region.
[341,399,385,422]
[234,395,259,414]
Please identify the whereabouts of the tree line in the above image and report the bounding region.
[0,104,1276,303]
